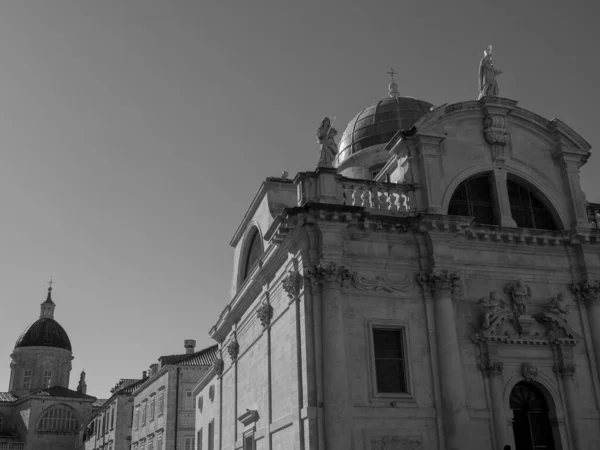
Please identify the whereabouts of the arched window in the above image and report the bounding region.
[448,174,495,225]
[37,405,80,434]
[507,179,558,230]
[242,229,263,282]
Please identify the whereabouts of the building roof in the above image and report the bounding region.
[93,398,108,408]
[0,392,18,402]
[14,318,72,352]
[337,96,433,165]
[158,344,218,366]
[110,378,143,393]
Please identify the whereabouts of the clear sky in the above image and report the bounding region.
[0,0,598,399]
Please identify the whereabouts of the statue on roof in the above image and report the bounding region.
[316,117,338,168]
[478,45,503,100]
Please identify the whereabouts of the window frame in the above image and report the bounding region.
[506,177,559,231]
[134,406,140,430]
[42,370,52,388]
[150,396,155,421]
[184,435,195,450]
[22,370,32,389]
[243,429,255,450]
[158,391,164,416]
[197,428,203,450]
[184,389,194,410]
[447,173,496,225]
[241,227,263,283]
[366,320,414,403]
[142,400,147,426]
[207,420,215,450]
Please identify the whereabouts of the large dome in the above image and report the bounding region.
[15,318,72,352]
[337,96,433,165]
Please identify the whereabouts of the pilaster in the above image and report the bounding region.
[414,133,446,213]
[480,362,506,450]
[553,143,591,228]
[490,168,517,227]
[554,362,580,450]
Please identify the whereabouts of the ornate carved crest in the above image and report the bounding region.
[418,270,460,292]
[213,358,224,377]
[226,339,240,362]
[256,302,274,328]
[482,111,510,162]
[282,269,303,299]
[352,272,413,293]
[521,362,538,382]
[370,436,423,450]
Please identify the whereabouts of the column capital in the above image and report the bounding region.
[418,270,461,293]
[304,260,351,288]
[554,362,576,379]
[479,361,504,378]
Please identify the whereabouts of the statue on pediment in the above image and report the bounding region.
[316,117,338,167]
[478,291,507,329]
[505,279,532,317]
[478,44,503,100]
[546,293,570,320]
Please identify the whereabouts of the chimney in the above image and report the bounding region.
[184,339,196,354]
[149,363,158,376]
[142,371,147,379]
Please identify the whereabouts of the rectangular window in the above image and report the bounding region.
[111,405,116,429]
[148,439,154,450]
[197,429,202,450]
[22,370,32,389]
[134,407,140,430]
[208,421,214,450]
[142,402,147,426]
[184,436,195,450]
[243,431,254,450]
[184,390,193,410]
[157,435,163,450]
[42,370,52,388]
[158,392,164,416]
[140,442,145,450]
[372,327,408,394]
[150,396,155,421]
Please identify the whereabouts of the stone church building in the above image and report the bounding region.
[0,286,99,449]
[193,69,600,450]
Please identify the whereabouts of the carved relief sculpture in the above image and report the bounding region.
[478,291,507,328]
[256,302,274,328]
[571,277,600,305]
[316,117,338,168]
[504,280,532,317]
[478,44,502,100]
[546,293,570,320]
[213,358,224,377]
[521,362,538,382]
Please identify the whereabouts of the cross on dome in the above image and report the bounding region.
[387,68,400,98]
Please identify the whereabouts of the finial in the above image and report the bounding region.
[387,68,399,98]
[47,278,53,292]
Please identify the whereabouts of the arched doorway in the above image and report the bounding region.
[510,381,556,450]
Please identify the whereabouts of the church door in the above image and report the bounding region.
[510,381,556,450]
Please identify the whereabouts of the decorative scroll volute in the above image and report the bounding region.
[282,269,303,299]
[256,302,274,328]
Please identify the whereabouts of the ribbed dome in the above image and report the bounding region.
[15,318,72,352]
[337,96,433,165]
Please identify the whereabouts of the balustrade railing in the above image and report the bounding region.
[339,180,411,212]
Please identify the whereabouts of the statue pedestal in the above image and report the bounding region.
[515,314,535,336]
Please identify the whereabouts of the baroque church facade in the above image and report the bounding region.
[193,73,600,450]
[0,286,100,450]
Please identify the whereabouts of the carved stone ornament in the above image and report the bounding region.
[197,395,204,412]
[256,302,274,328]
[282,269,303,299]
[571,277,600,305]
[479,361,503,377]
[226,339,240,362]
[370,436,423,450]
[554,362,576,379]
[483,115,510,146]
[418,270,460,293]
[208,385,215,403]
[304,261,414,294]
[504,280,532,317]
[521,362,538,382]
[545,293,570,320]
[477,291,507,329]
[213,358,224,377]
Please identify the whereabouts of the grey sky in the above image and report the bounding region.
[0,0,597,398]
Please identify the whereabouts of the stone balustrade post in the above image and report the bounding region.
[419,270,471,450]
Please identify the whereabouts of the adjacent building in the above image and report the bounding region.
[81,377,145,450]
[131,341,217,450]
[0,286,99,450]
[194,79,600,450]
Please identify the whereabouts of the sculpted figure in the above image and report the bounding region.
[547,293,570,320]
[478,291,506,328]
[478,45,503,100]
[316,117,338,167]
[505,279,532,316]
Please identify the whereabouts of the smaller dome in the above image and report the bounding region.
[15,318,72,352]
